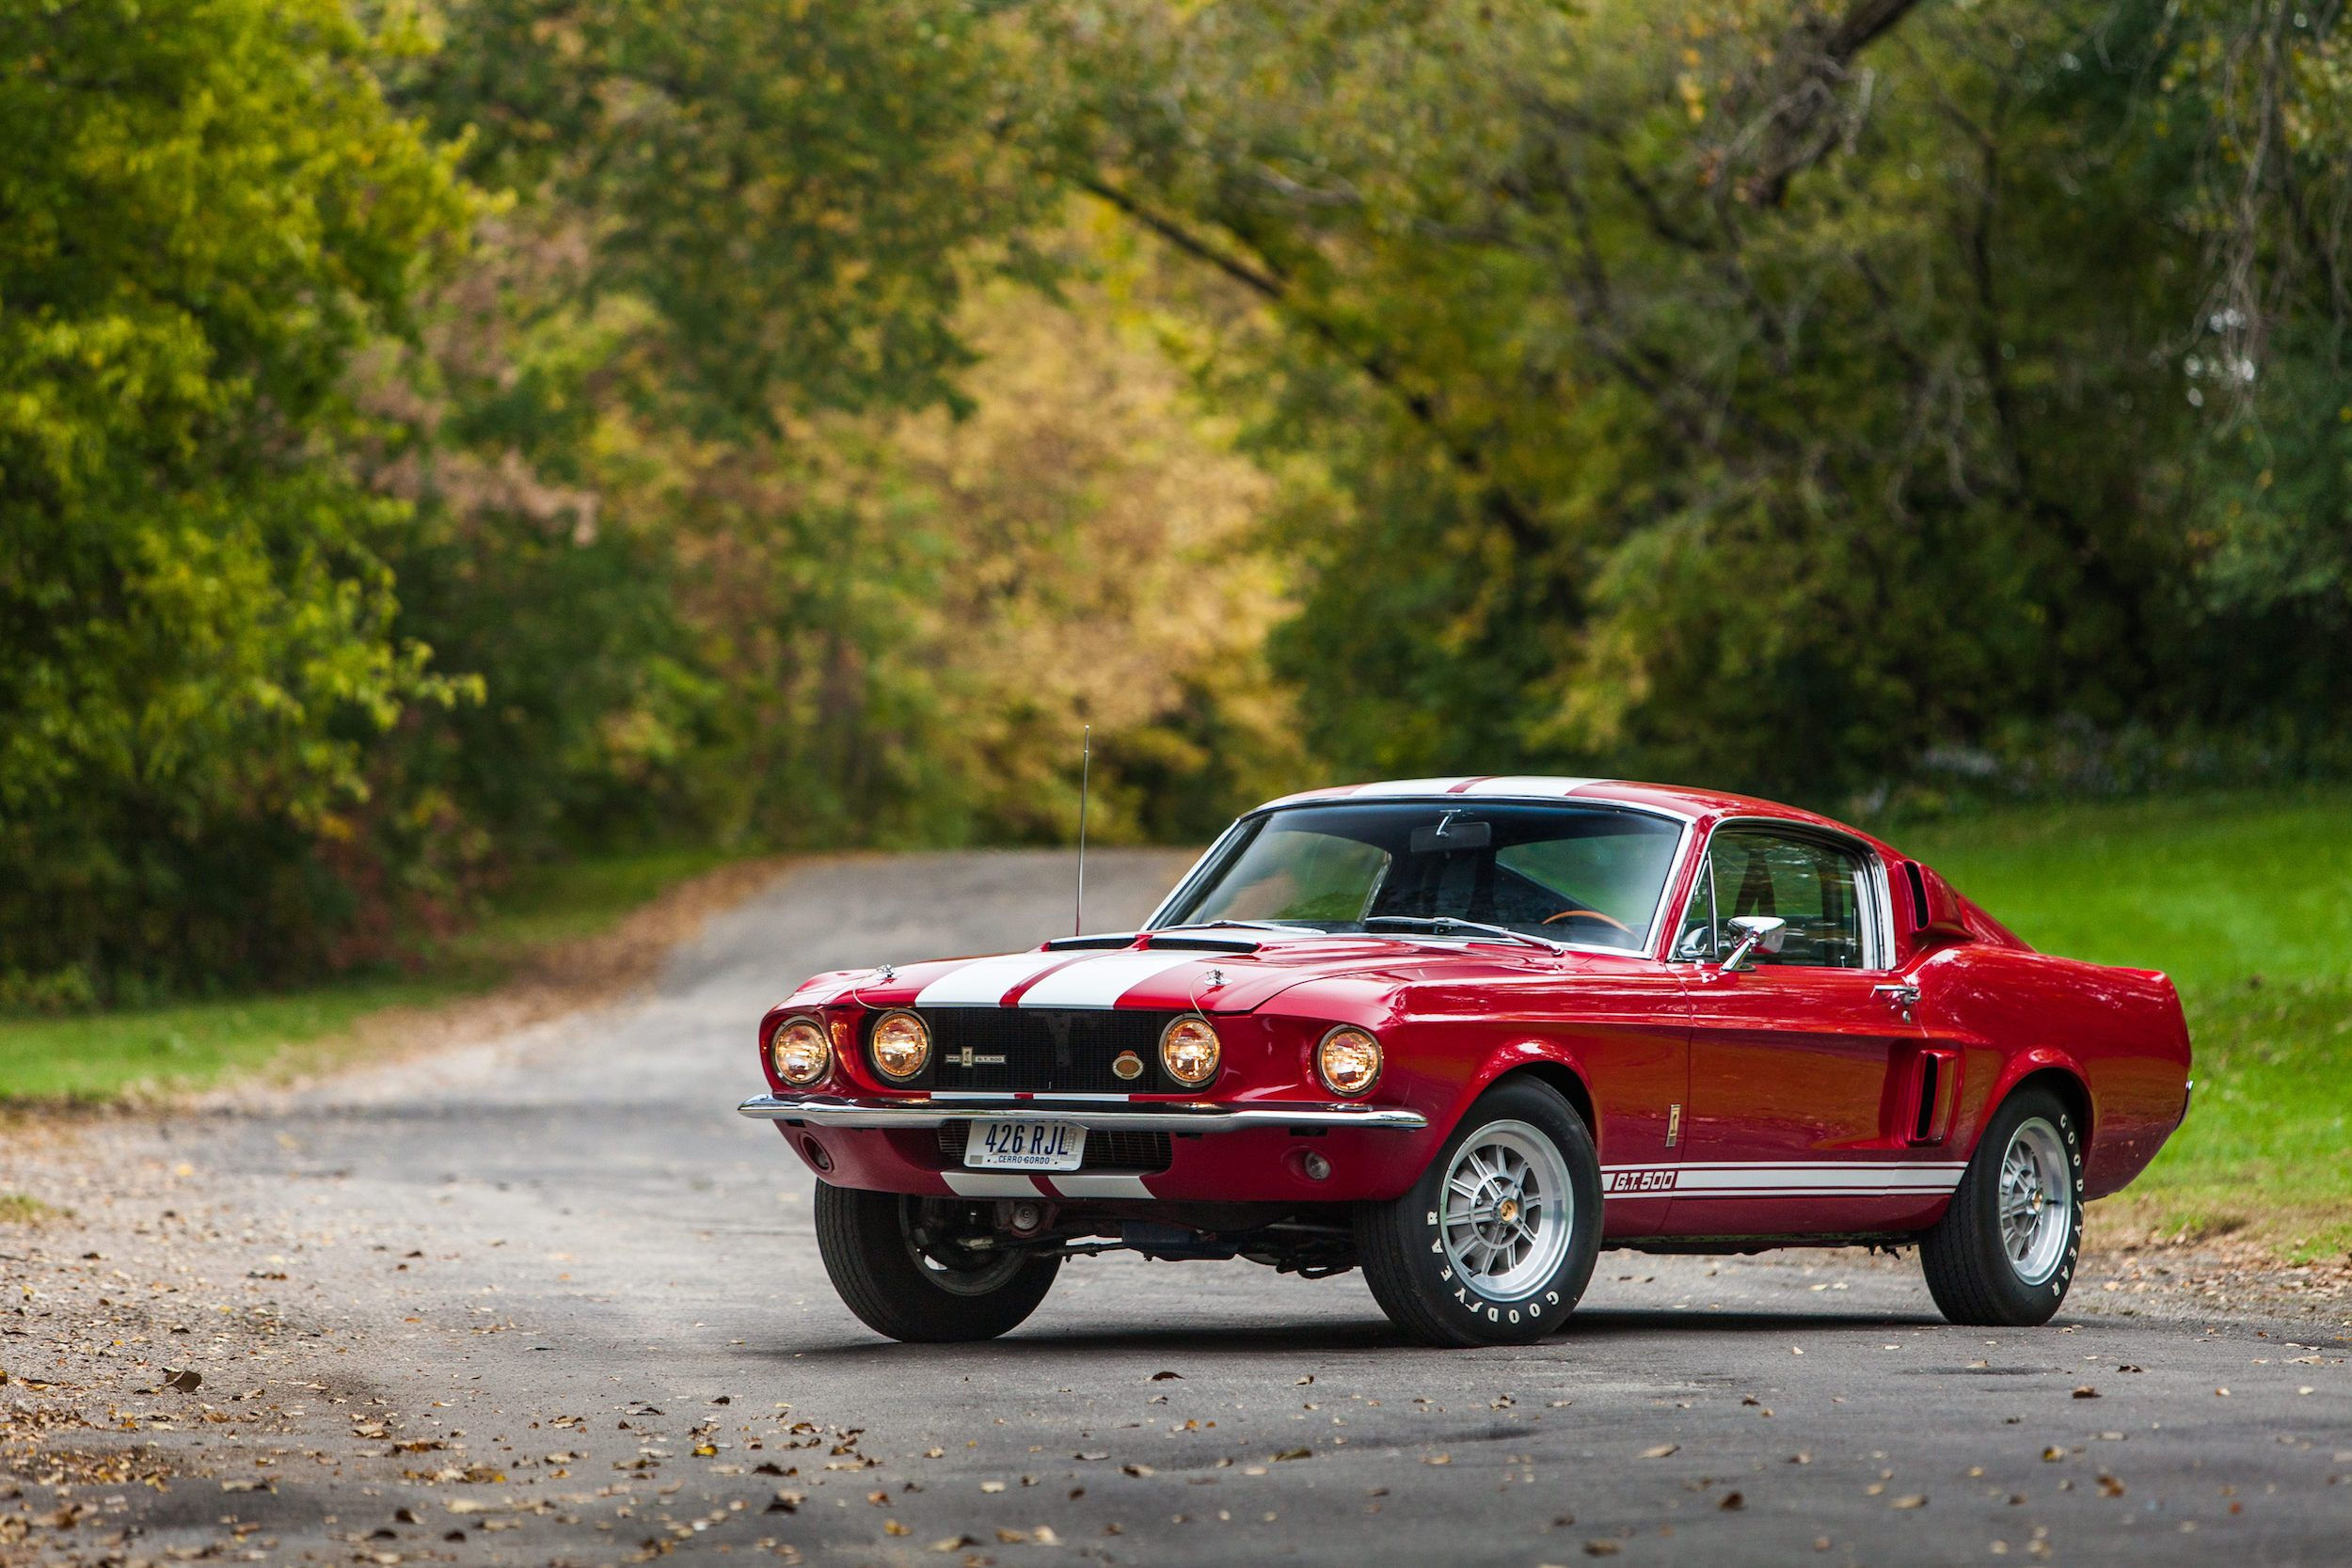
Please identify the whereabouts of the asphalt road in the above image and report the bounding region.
[8,850,2348,1567]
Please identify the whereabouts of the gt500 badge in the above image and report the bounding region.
[1606,1168,1678,1194]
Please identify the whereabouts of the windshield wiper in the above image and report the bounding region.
[1360,916,1565,953]
[1165,919,1312,935]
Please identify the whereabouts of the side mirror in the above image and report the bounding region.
[1718,914,1788,974]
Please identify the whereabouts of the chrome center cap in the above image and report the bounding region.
[1498,1197,1520,1224]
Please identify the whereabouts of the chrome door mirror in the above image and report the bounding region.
[1718,914,1788,974]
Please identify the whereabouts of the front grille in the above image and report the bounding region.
[917,1007,1195,1093]
[936,1120,1173,1174]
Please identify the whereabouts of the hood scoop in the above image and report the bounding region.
[1040,930,1265,956]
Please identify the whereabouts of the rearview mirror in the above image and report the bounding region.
[1718,914,1788,974]
[1409,815,1491,853]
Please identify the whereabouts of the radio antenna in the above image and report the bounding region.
[1073,723,1091,936]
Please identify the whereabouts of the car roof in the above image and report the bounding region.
[1252,776,1889,849]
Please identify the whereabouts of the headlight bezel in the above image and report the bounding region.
[1158,1013,1222,1087]
[1315,1024,1383,1097]
[867,1008,933,1084]
[768,1014,834,1086]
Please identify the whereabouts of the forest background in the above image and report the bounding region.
[6,0,2351,1009]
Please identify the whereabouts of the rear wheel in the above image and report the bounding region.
[1920,1086,2084,1326]
[1356,1078,1602,1347]
[814,1185,1060,1342]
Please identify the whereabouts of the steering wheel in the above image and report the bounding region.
[1541,907,1634,935]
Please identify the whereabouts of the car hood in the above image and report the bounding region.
[775,931,1652,1017]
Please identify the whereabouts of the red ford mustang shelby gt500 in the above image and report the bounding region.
[739,779,2192,1347]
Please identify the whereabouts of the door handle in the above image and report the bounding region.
[1872,981,1920,1018]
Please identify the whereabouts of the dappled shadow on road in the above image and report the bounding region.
[778,1317,1406,1365]
[1565,1306,1950,1336]
[771,1303,1961,1364]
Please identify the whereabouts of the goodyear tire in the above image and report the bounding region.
[1920,1085,2084,1327]
[814,1185,1060,1342]
[1356,1078,1602,1347]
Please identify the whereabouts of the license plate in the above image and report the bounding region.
[964,1118,1088,1172]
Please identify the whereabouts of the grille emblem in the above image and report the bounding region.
[1111,1051,1145,1081]
[951,1047,1008,1068]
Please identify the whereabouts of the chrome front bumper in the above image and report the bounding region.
[737,1093,1428,1133]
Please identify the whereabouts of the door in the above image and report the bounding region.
[1657,826,1942,1237]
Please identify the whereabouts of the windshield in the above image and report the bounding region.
[1155,801,1683,952]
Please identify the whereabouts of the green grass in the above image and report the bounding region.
[0,847,736,1105]
[0,1193,70,1226]
[1897,789,2352,1258]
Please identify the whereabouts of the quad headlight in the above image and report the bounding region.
[769,1015,833,1086]
[869,1009,931,1082]
[1316,1025,1383,1097]
[1159,1015,1221,1086]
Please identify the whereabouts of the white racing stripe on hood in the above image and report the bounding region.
[913,951,1072,1007]
[1017,950,1203,1008]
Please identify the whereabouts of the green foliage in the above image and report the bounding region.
[1899,789,2352,1254]
[1036,0,2352,800]
[0,846,732,1101]
[0,0,473,998]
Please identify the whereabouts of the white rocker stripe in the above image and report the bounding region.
[914,951,1072,1007]
[941,1171,1047,1198]
[1017,951,1201,1009]
[1599,1162,1966,1200]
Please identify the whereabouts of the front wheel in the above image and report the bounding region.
[1356,1078,1602,1347]
[814,1185,1060,1342]
[1919,1085,2084,1326]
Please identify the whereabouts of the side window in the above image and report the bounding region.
[1705,831,1870,969]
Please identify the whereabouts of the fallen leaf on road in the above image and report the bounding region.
[1892,1495,1928,1510]
[979,1481,1007,1493]
[766,1490,803,1513]
[2041,1448,2065,1463]
[1424,1455,1452,1466]
[1640,1444,1678,1459]
[2097,1474,2126,1497]
[219,1481,272,1494]
[884,1520,910,1536]
[1720,1492,1744,1511]
[1274,1449,1311,1462]
[931,1538,977,1553]
[1120,1465,1153,1479]
[1584,1543,1621,1557]
[165,1369,201,1393]
[996,1528,1029,1544]
[1150,1370,1183,1381]
[1034,1527,1060,1544]
[2072,1386,2099,1400]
